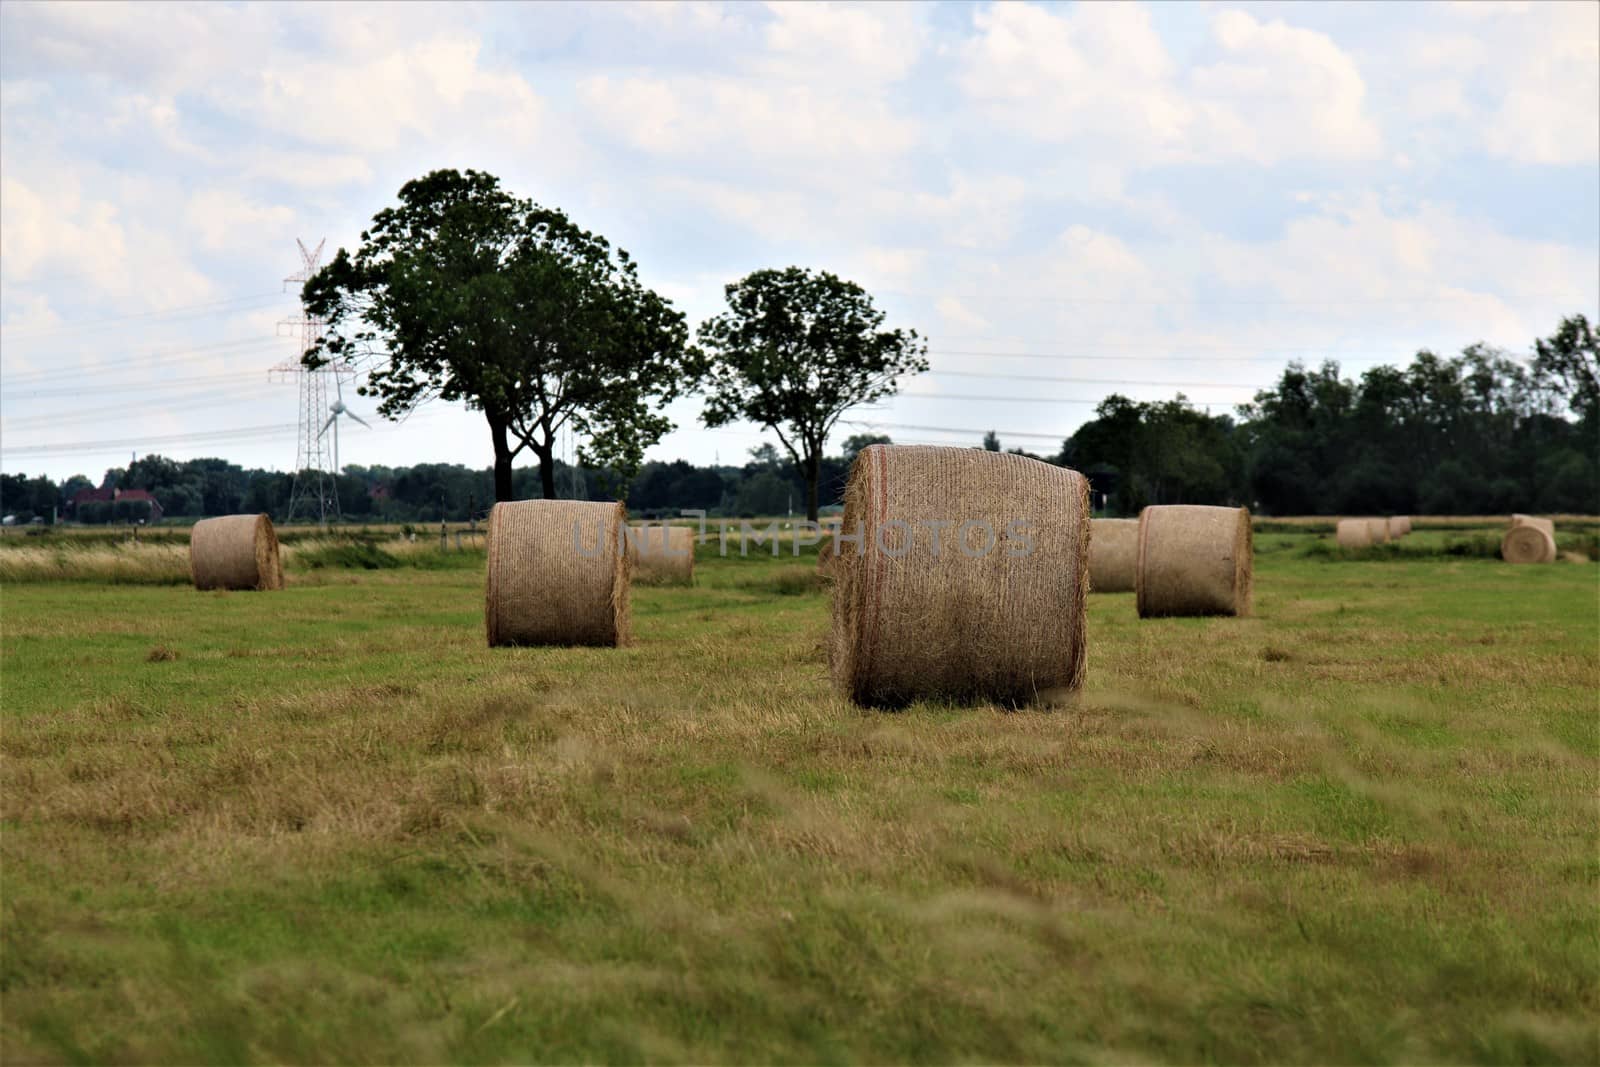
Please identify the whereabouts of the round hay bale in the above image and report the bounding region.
[486,500,631,647]
[1502,514,1556,564]
[628,524,695,585]
[189,514,283,591]
[830,444,1089,708]
[1088,517,1139,592]
[1366,518,1392,544]
[1335,518,1375,548]
[1135,505,1252,618]
[1388,516,1413,538]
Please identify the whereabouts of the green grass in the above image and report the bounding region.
[2,540,1597,1064]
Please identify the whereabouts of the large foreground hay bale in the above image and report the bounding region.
[1135,505,1252,618]
[189,514,283,591]
[1502,514,1556,564]
[486,500,630,647]
[1388,516,1413,538]
[628,524,695,585]
[1088,518,1139,592]
[830,444,1089,708]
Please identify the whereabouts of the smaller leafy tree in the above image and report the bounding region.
[698,267,928,521]
[1532,314,1598,430]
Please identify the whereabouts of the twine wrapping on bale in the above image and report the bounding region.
[189,514,283,591]
[1135,505,1252,618]
[830,444,1089,708]
[1502,514,1557,564]
[1088,517,1139,593]
[486,500,631,647]
[628,524,695,585]
[1388,516,1413,538]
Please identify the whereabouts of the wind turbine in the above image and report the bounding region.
[318,376,371,476]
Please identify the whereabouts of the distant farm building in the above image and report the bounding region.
[69,486,164,523]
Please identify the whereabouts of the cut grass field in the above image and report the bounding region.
[2,536,1597,1064]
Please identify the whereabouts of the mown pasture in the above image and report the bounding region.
[2,528,1596,1064]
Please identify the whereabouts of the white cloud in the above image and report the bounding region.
[960,3,1184,157]
[1481,6,1599,164]
[0,175,128,291]
[936,296,989,333]
[960,3,1381,165]
[185,190,297,254]
[1401,1,1599,164]
[230,36,544,155]
[579,74,918,166]
[758,2,923,86]
[0,293,61,334]
[1194,11,1382,163]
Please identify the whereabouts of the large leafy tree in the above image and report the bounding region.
[303,169,692,501]
[697,267,928,521]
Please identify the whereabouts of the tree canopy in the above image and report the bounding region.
[697,267,928,521]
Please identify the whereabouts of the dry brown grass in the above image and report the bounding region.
[1,548,1596,1064]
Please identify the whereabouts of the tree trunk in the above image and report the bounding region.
[535,438,557,499]
[488,414,515,502]
[804,447,821,523]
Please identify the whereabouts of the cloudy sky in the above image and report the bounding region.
[2,0,1596,483]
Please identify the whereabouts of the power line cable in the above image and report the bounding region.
[3,336,286,385]
[923,369,1263,389]
[3,383,276,429]
[3,422,301,456]
[839,419,1069,441]
[0,291,286,339]
[927,348,1392,364]
[7,370,275,399]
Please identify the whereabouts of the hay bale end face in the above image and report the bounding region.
[486,500,631,647]
[1502,514,1557,564]
[830,444,1089,709]
[189,514,283,591]
[1335,518,1374,548]
[628,524,695,585]
[1135,505,1252,618]
[1088,517,1139,592]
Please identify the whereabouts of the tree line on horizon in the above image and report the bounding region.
[5,317,1595,524]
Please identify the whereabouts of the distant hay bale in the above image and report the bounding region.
[1388,516,1412,538]
[1336,518,1388,548]
[1088,517,1139,592]
[189,514,283,591]
[1502,514,1556,565]
[628,524,695,585]
[830,444,1089,708]
[486,500,631,647]
[1135,505,1252,618]
[1335,518,1372,548]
